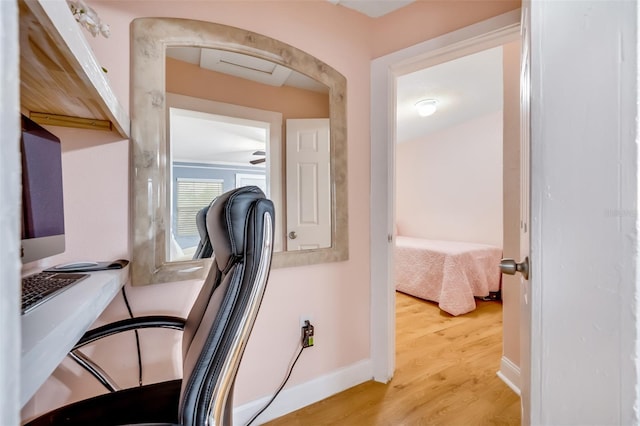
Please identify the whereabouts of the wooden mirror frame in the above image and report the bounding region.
[130,17,348,285]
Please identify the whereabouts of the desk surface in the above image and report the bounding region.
[21,267,128,407]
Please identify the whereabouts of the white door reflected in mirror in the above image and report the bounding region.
[286,118,331,250]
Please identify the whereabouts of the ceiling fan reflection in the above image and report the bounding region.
[250,150,265,165]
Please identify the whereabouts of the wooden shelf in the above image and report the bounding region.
[19,0,129,138]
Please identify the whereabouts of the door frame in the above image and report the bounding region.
[0,0,21,424]
[370,8,521,382]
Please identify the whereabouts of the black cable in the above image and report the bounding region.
[245,345,306,426]
[121,286,143,387]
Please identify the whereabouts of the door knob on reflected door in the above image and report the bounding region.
[288,231,297,240]
[500,256,529,280]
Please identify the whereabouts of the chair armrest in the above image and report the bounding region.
[68,316,186,392]
[73,315,186,350]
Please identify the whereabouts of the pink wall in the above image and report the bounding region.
[20,126,129,277]
[21,1,521,421]
[371,0,520,58]
[396,111,504,247]
[23,2,372,420]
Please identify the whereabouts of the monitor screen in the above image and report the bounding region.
[20,114,66,263]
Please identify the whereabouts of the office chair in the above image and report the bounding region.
[27,186,275,426]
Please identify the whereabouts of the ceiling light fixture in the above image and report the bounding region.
[415,99,438,117]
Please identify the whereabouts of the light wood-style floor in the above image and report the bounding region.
[265,292,521,426]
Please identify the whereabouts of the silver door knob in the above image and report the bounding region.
[500,256,529,280]
[288,231,297,240]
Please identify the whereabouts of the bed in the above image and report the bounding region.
[394,237,502,316]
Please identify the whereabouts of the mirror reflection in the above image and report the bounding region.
[165,47,332,261]
[130,18,348,285]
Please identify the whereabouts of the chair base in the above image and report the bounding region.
[25,379,181,426]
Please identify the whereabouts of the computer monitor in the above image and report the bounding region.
[20,114,66,264]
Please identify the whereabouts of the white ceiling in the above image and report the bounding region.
[328,0,415,17]
[166,47,328,93]
[396,46,504,144]
[170,108,267,166]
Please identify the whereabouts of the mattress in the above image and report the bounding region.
[394,237,502,316]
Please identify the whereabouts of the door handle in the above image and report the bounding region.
[288,231,297,240]
[500,256,529,280]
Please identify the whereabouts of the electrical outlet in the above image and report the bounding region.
[299,315,313,329]
[301,319,314,348]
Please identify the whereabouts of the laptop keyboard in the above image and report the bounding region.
[22,272,89,314]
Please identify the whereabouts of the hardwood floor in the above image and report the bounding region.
[265,292,521,426]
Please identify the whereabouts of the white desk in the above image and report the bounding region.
[20,267,128,407]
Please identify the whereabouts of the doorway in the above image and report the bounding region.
[391,39,520,420]
[394,47,505,249]
[370,7,521,394]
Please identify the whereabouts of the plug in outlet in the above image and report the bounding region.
[299,315,313,329]
[301,320,314,348]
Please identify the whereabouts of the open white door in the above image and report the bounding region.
[518,3,532,423]
[524,2,639,423]
[285,118,331,250]
[500,3,532,423]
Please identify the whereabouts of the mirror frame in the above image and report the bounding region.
[130,17,348,285]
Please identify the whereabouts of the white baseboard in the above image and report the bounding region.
[234,358,373,425]
[497,355,521,396]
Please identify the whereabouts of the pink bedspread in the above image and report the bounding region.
[394,237,502,316]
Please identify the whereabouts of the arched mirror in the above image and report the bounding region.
[130,18,348,285]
